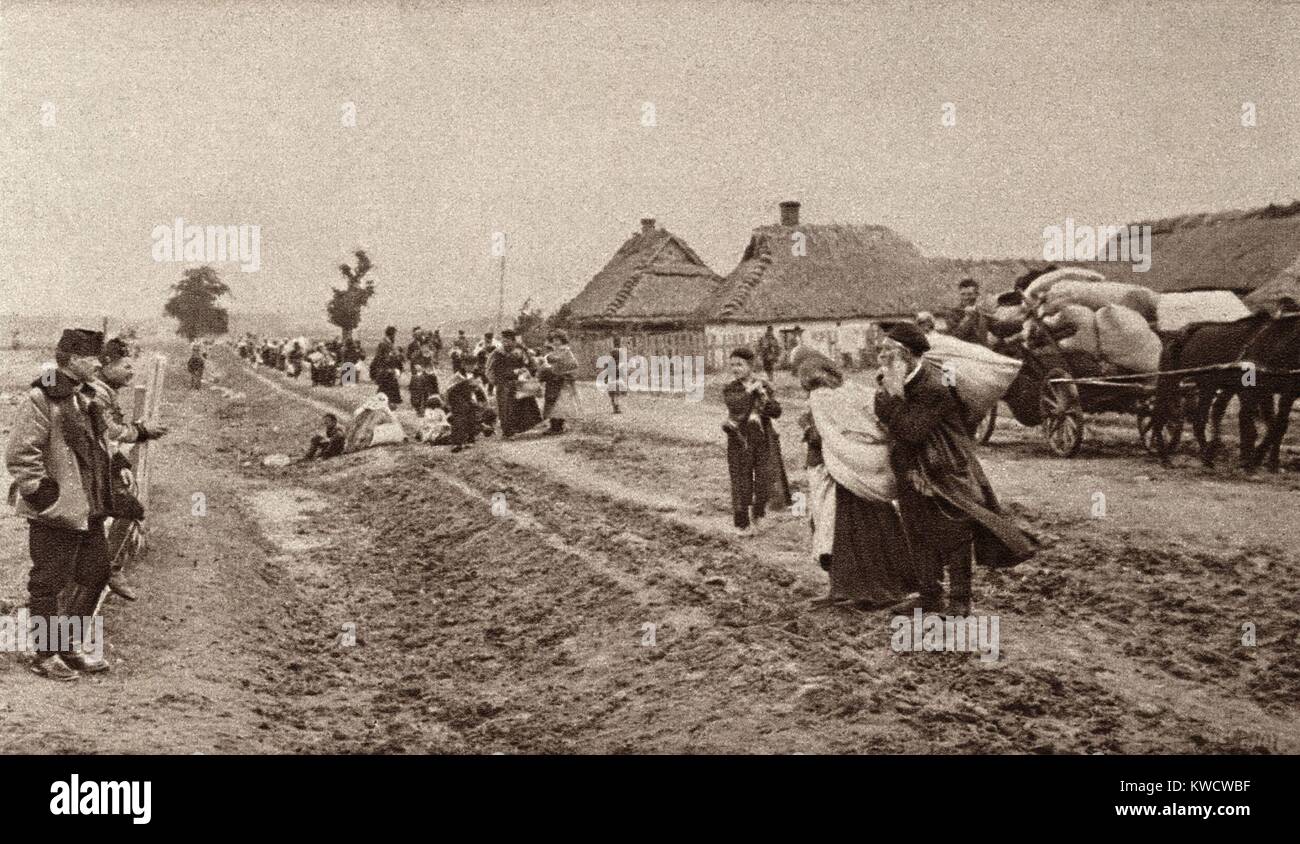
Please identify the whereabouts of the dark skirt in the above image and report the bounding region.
[828,485,917,605]
[373,368,402,407]
[497,384,542,435]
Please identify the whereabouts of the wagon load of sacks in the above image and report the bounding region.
[1022,268,1164,373]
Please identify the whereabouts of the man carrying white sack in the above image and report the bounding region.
[874,323,1037,616]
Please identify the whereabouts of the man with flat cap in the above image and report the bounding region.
[5,329,118,679]
[873,322,1034,616]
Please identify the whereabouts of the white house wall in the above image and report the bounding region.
[705,318,892,369]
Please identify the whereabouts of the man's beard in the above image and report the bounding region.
[885,356,914,382]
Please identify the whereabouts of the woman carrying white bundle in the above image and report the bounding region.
[792,346,915,610]
[539,330,581,435]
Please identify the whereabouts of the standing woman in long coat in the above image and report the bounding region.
[488,329,542,437]
[792,347,916,609]
[540,330,581,434]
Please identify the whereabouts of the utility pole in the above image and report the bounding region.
[496,251,506,334]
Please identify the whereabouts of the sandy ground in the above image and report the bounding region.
[1,342,1297,753]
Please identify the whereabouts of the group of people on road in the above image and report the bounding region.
[724,277,1036,617]
[236,334,364,386]
[5,328,168,681]
[379,325,582,441]
[282,324,583,460]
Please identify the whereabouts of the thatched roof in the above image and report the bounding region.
[1245,254,1300,310]
[1098,201,1300,294]
[567,221,720,327]
[928,257,1051,298]
[695,223,953,324]
[699,200,1300,324]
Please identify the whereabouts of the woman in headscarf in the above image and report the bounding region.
[540,329,581,435]
[792,346,916,609]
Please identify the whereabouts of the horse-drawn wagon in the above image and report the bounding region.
[991,330,1188,457]
[984,309,1298,467]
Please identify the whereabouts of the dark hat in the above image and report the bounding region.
[885,322,930,356]
[57,328,104,357]
[101,336,131,362]
[500,329,516,340]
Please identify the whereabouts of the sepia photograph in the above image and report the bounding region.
[1,0,1296,825]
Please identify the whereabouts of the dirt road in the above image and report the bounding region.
[1,344,1296,753]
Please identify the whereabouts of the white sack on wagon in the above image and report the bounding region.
[923,332,1024,418]
[1024,267,1108,302]
[807,380,896,503]
[1042,280,1159,320]
[344,393,407,451]
[990,302,1029,338]
[1038,303,1101,355]
[1156,290,1251,332]
[1095,304,1163,373]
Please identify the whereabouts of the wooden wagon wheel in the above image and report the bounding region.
[1040,367,1084,457]
[975,404,998,444]
[1136,395,1184,454]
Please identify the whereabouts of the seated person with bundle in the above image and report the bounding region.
[445,369,497,452]
[304,413,346,460]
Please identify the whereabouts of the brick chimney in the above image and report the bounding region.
[779,201,800,226]
[640,217,656,234]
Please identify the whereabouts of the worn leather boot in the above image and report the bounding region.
[31,654,79,681]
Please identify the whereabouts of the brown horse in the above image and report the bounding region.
[1152,312,1299,470]
[1240,313,1300,470]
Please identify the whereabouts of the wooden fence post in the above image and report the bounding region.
[132,355,166,509]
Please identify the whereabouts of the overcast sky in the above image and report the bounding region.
[2,0,1297,325]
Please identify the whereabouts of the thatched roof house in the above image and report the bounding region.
[1100,201,1300,294]
[566,218,720,331]
[695,202,953,324]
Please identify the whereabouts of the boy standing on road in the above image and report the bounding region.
[721,347,791,535]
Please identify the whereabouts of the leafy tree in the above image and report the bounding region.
[513,298,547,349]
[163,266,230,340]
[543,302,573,336]
[327,250,376,343]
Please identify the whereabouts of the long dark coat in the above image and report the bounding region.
[446,374,489,445]
[874,360,1035,568]
[489,346,542,435]
[372,338,402,406]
